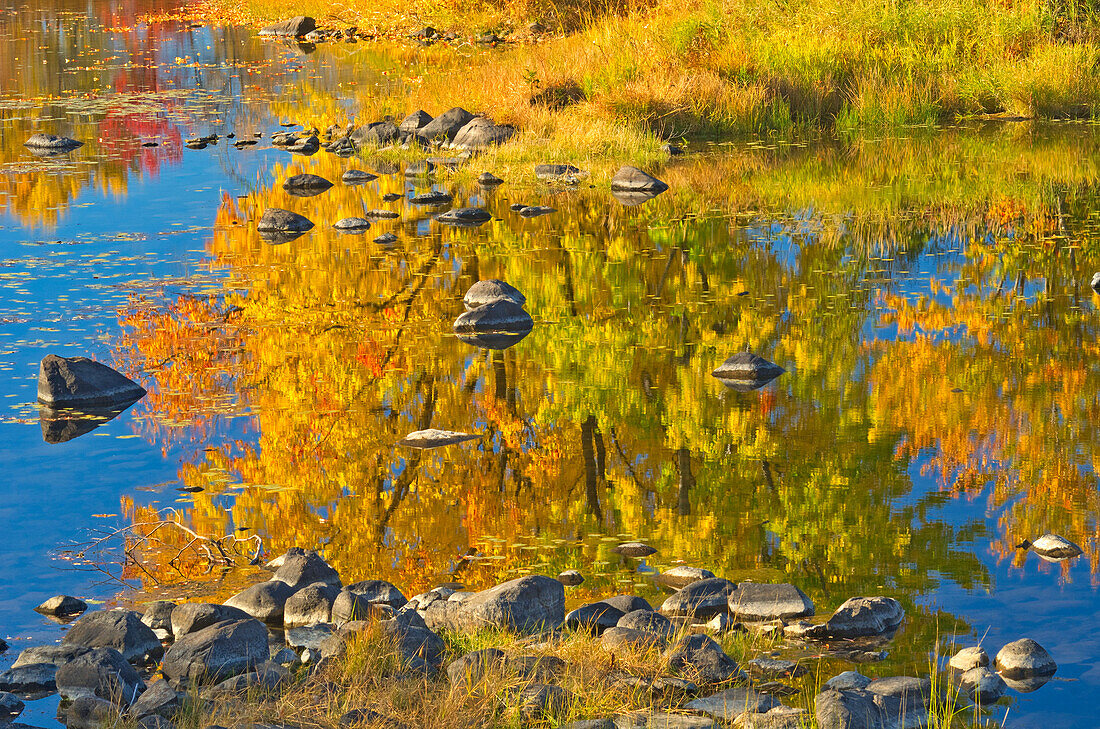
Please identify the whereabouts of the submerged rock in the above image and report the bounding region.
[711,353,786,387]
[656,566,714,590]
[282,174,332,196]
[0,663,57,693]
[436,207,492,226]
[259,16,316,37]
[24,133,83,151]
[610,165,668,193]
[453,300,534,334]
[364,209,400,219]
[995,638,1056,678]
[341,169,377,184]
[374,233,399,246]
[257,208,314,232]
[614,542,657,558]
[37,355,146,409]
[464,279,526,310]
[409,191,453,205]
[0,692,23,720]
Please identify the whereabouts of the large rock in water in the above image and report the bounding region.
[994,638,1057,678]
[450,575,564,632]
[450,117,515,149]
[160,619,270,688]
[436,207,493,226]
[464,279,526,310]
[282,173,333,195]
[729,583,814,621]
[62,610,163,664]
[38,355,146,408]
[0,663,56,693]
[24,133,83,151]
[453,300,533,334]
[417,107,475,141]
[35,595,87,617]
[257,208,314,233]
[660,577,736,618]
[55,648,145,705]
[12,644,92,668]
[610,165,668,193]
[259,16,316,36]
[396,429,481,449]
[805,597,904,639]
[711,353,785,387]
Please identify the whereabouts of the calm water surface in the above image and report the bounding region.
[1,1,1099,727]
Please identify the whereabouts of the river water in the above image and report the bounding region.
[1,1,1098,727]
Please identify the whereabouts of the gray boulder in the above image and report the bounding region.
[814,689,882,729]
[352,121,399,147]
[331,580,407,623]
[405,160,434,176]
[565,602,625,633]
[283,583,339,627]
[748,657,807,678]
[399,110,433,135]
[207,664,289,694]
[62,610,163,664]
[224,580,297,623]
[613,542,657,557]
[558,569,584,586]
[602,595,652,613]
[271,550,341,589]
[453,300,533,334]
[617,609,675,639]
[515,683,572,721]
[13,644,92,668]
[948,646,988,671]
[333,218,371,232]
[160,619,270,688]
[994,638,1056,678]
[418,107,475,141]
[865,676,931,720]
[450,575,563,632]
[66,697,116,729]
[409,191,452,205]
[282,174,333,195]
[127,679,181,719]
[342,169,377,184]
[436,207,492,226]
[378,620,446,671]
[0,691,23,720]
[959,667,1006,704]
[805,597,904,639]
[257,209,314,233]
[656,566,714,590]
[478,172,504,186]
[37,355,146,408]
[0,663,56,693]
[446,647,504,685]
[665,634,741,685]
[686,687,780,720]
[451,117,514,149]
[141,602,175,636]
[35,595,87,617]
[464,280,526,310]
[823,671,871,691]
[711,353,785,385]
[259,16,316,36]
[286,135,320,155]
[55,647,145,705]
[25,133,83,151]
[518,205,556,217]
[610,166,668,193]
[659,578,736,618]
[729,583,813,621]
[600,627,668,653]
[171,603,251,638]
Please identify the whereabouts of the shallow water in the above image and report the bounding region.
[1,1,1099,727]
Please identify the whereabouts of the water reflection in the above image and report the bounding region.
[39,401,142,444]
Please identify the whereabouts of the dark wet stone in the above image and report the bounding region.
[614,542,657,557]
[618,609,675,638]
[224,580,297,623]
[602,595,653,613]
[436,207,492,226]
[660,578,737,618]
[611,165,668,193]
[66,697,116,729]
[0,663,55,693]
[284,583,339,627]
[396,429,481,448]
[478,172,504,185]
[363,209,400,219]
[141,602,175,636]
[418,107,475,141]
[729,583,814,621]
[171,603,251,638]
[535,163,585,183]
[25,133,83,150]
[0,691,23,720]
[257,209,314,234]
[804,597,904,639]
[464,279,526,310]
[382,192,403,202]
[510,202,527,211]
[686,687,781,720]
[55,647,145,705]
[519,205,557,217]
[399,110,433,135]
[37,355,146,409]
[666,634,741,685]
[565,602,624,633]
[282,174,333,195]
[995,638,1056,678]
[612,190,664,206]
[711,353,785,385]
[453,300,533,334]
[448,575,564,632]
[63,610,163,664]
[259,16,316,37]
[558,569,584,586]
[334,218,371,232]
[451,117,514,149]
[35,595,87,617]
[127,679,180,719]
[341,169,377,184]
[286,135,320,155]
[352,121,399,147]
[409,191,453,205]
[160,619,270,688]
[455,330,531,350]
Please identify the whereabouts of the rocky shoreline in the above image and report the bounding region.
[0,547,1062,729]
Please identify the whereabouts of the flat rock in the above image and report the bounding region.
[171,603,251,638]
[257,208,314,233]
[341,169,377,184]
[613,542,657,557]
[711,353,785,383]
[518,205,556,217]
[660,578,737,618]
[364,209,400,219]
[25,133,83,150]
[409,191,452,205]
[450,575,564,632]
[995,638,1056,678]
[656,566,715,590]
[160,619,270,688]
[610,165,668,193]
[37,355,146,408]
[334,217,371,231]
[127,679,181,719]
[748,658,807,678]
[282,174,333,194]
[948,646,988,671]
[686,687,781,720]
[436,207,492,226]
[35,595,87,617]
[535,163,585,183]
[823,671,871,691]
[62,610,163,664]
[0,663,56,693]
[453,300,533,334]
[464,280,526,310]
[12,644,92,668]
[224,580,296,622]
[804,597,904,639]
[396,429,480,448]
[259,16,316,37]
[55,647,145,705]
[729,583,813,621]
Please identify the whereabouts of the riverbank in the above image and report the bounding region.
[170,0,1100,150]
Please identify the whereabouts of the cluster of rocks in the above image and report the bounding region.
[1,546,1060,729]
[453,279,534,349]
[257,15,546,48]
